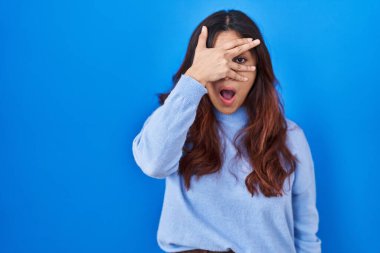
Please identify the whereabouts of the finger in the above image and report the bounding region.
[195,26,208,52]
[226,69,249,82]
[228,61,256,72]
[226,39,260,58]
[222,37,254,50]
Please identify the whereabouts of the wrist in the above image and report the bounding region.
[184,69,207,87]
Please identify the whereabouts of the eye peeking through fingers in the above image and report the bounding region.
[233,56,247,64]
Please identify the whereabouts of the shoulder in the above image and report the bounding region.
[285,118,303,140]
[284,118,316,194]
[285,118,301,132]
[284,117,310,155]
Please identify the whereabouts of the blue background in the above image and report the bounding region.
[1,1,379,252]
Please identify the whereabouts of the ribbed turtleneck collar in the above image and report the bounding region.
[212,106,249,129]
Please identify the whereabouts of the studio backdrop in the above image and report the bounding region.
[1,1,379,253]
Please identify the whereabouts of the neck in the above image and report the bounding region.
[213,106,249,129]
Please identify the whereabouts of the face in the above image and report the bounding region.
[207,30,258,114]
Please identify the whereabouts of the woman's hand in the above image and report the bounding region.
[185,25,260,87]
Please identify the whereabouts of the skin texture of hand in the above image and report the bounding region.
[185,25,260,88]
[186,27,261,115]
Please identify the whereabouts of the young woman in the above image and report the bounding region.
[132,9,322,253]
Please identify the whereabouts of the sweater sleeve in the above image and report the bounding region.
[292,127,322,253]
[132,74,208,179]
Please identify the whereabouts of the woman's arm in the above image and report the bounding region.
[132,74,207,179]
[292,127,322,253]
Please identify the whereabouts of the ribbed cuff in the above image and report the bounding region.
[166,74,208,105]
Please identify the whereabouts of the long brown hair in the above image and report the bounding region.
[157,9,298,197]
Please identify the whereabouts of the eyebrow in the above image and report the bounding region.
[236,52,252,57]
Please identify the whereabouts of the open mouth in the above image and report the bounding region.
[220,89,236,100]
[219,87,236,105]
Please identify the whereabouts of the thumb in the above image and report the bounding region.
[195,25,208,51]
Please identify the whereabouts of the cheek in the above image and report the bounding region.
[246,73,257,89]
[206,84,222,103]
[247,71,257,82]
[207,81,223,96]
[239,78,256,98]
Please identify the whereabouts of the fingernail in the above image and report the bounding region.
[202,26,205,32]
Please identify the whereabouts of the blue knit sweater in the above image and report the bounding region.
[132,74,322,253]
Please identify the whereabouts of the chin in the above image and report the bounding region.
[209,93,240,114]
[215,105,238,114]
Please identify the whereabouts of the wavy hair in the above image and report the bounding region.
[157,9,298,197]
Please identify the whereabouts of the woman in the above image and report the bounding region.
[132,9,322,253]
